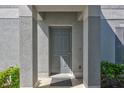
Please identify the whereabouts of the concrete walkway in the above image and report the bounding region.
[37,73,84,88]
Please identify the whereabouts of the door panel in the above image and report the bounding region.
[50,26,72,74]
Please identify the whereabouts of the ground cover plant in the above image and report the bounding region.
[0,66,20,88]
[101,61,124,88]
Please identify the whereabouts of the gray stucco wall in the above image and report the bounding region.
[38,19,49,77]
[83,6,101,87]
[38,12,83,78]
[19,6,38,87]
[101,5,124,63]
[0,6,19,71]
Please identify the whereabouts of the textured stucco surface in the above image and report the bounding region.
[83,6,101,88]
[0,18,19,71]
[19,6,38,87]
[88,16,101,87]
[0,8,19,18]
[38,20,49,76]
[101,19,115,63]
[20,16,33,87]
[0,6,19,71]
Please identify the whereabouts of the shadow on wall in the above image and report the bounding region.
[115,28,124,64]
[38,19,49,37]
[37,13,49,75]
[100,9,124,64]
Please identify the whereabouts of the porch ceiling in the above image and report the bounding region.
[35,5,85,12]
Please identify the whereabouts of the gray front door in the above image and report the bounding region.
[49,26,72,74]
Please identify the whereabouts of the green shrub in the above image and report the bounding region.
[101,61,124,79]
[0,66,20,88]
[101,61,124,87]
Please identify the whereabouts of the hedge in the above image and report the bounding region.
[0,66,20,88]
[101,61,124,88]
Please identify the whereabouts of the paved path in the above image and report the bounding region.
[37,73,84,88]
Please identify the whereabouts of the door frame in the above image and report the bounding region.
[49,25,72,76]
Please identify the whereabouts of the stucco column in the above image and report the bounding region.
[83,6,101,88]
[19,6,38,87]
